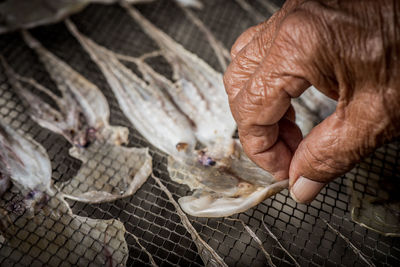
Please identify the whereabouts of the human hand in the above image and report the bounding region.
[224,0,400,203]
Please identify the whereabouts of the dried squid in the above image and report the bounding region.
[0,120,128,266]
[3,31,152,203]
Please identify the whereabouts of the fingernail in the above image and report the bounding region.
[290,176,325,204]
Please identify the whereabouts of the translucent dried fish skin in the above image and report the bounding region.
[2,33,154,203]
[63,141,152,203]
[0,122,129,265]
[20,30,129,148]
[66,19,196,158]
[122,4,236,160]
[0,121,51,195]
[168,141,288,217]
[66,15,285,217]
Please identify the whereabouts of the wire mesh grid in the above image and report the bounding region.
[0,0,399,266]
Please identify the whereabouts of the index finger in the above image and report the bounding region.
[224,0,303,101]
[231,14,313,180]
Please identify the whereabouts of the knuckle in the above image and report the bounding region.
[301,139,350,181]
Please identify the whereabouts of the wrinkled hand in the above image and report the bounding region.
[224,0,400,203]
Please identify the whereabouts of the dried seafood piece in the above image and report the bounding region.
[0,121,51,202]
[0,186,129,266]
[64,141,152,203]
[66,19,197,158]
[66,14,286,217]
[19,31,129,148]
[0,121,128,265]
[3,33,153,203]
[121,4,237,161]
[168,141,288,217]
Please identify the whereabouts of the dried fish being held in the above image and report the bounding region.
[66,16,289,217]
[3,32,152,203]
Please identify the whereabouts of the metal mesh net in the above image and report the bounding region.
[0,0,399,266]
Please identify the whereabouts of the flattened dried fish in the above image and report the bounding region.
[122,4,236,160]
[3,33,153,203]
[20,31,129,148]
[168,141,288,217]
[0,121,128,266]
[66,142,152,203]
[0,121,51,207]
[66,15,288,217]
[66,19,197,158]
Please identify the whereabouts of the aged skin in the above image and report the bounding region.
[224,0,400,203]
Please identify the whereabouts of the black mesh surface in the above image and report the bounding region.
[0,0,399,266]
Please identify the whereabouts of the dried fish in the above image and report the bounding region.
[0,120,128,266]
[3,32,153,203]
[65,141,152,203]
[0,121,51,209]
[18,31,129,148]
[66,19,197,158]
[66,15,287,217]
[121,4,237,161]
[168,141,289,217]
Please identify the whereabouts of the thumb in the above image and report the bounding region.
[289,97,390,203]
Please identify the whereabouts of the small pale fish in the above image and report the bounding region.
[4,33,153,203]
[66,19,196,158]
[168,141,288,217]
[121,4,237,160]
